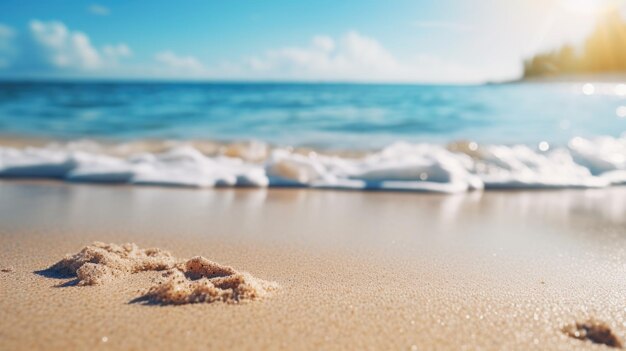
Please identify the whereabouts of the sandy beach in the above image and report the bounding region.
[2,1,626,349]
[1,181,625,350]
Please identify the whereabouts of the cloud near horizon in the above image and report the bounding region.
[0,20,131,74]
[217,31,482,83]
[0,24,15,68]
[29,20,101,70]
[103,43,132,63]
[0,21,483,82]
[154,51,206,74]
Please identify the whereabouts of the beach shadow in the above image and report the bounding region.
[34,267,79,287]
[34,267,73,279]
[53,279,80,288]
[128,295,162,306]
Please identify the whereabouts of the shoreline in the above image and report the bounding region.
[2,181,626,350]
[1,134,625,194]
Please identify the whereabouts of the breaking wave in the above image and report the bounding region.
[0,135,625,193]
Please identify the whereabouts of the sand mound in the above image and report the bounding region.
[563,319,623,348]
[48,243,278,304]
[50,242,180,285]
[140,256,279,304]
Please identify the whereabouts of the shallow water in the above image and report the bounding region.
[0,81,625,148]
[0,81,625,192]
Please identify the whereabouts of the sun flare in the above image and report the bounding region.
[561,0,621,15]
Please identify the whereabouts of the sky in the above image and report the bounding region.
[0,0,624,83]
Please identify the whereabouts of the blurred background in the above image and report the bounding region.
[0,0,624,150]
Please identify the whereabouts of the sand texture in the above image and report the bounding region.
[48,242,278,304]
[141,256,278,304]
[2,181,626,350]
[50,242,179,285]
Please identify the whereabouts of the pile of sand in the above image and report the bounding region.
[141,256,279,304]
[51,242,180,285]
[49,242,278,304]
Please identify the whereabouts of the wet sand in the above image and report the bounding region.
[1,181,626,350]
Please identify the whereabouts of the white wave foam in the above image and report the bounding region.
[265,143,482,193]
[1,136,625,193]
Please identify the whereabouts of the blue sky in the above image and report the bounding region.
[0,0,622,83]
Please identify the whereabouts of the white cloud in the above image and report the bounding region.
[0,23,483,82]
[241,31,401,80]
[0,20,133,73]
[29,20,102,70]
[223,31,482,83]
[88,4,110,16]
[155,51,206,73]
[311,35,335,52]
[103,43,132,63]
[412,21,474,32]
[0,24,15,68]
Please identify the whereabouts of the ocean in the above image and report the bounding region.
[0,81,624,192]
[0,81,624,147]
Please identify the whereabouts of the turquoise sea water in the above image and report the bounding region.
[0,81,624,149]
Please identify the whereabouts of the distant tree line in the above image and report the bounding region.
[523,10,626,78]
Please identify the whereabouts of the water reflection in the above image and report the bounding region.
[0,181,624,252]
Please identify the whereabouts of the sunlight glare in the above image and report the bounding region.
[561,0,621,15]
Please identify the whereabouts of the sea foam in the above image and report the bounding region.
[1,135,625,193]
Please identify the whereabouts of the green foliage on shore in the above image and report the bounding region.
[523,10,626,78]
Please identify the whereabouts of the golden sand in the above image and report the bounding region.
[49,242,278,304]
[141,256,278,304]
[50,242,179,285]
[2,183,626,350]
